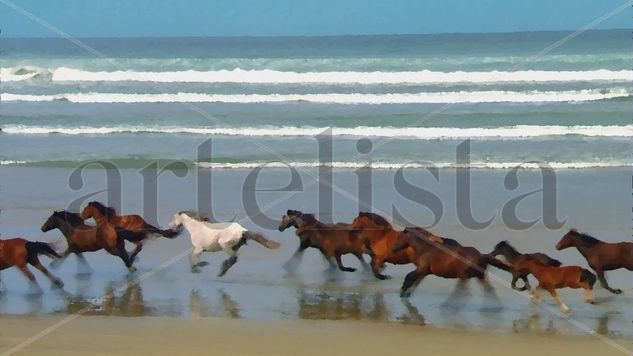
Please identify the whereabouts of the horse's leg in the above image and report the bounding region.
[218,254,238,277]
[30,256,64,289]
[530,285,544,302]
[189,247,205,273]
[50,249,70,269]
[76,253,92,273]
[548,289,570,313]
[18,265,42,294]
[0,271,3,294]
[112,238,136,273]
[335,254,356,272]
[129,241,144,263]
[595,269,622,294]
[353,252,371,271]
[283,239,309,271]
[584,288,596,304]
[400,268,426,298]
[370,256,391,280]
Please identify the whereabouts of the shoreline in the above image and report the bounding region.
[1,315,631,355]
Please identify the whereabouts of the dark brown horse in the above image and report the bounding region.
[392,228,512,298]
[556,229,633,294]
[0,237,64,291]
[80,201,178,262]
[278,210,367,272]
[513,259,596,313]
[349,212,418,280]
[72,209,141,272]
[490,240,562,291]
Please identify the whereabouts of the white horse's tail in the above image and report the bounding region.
[243,231,280,249]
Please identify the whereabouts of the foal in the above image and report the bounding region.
[0,237,64,291]
[393,228,512,298]
[556,229,633,294]
[513,259,596,313]
[490,241,562,291]
[81,201,180,262]
[278,210,367,273]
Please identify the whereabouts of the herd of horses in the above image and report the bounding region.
[1,203,632,314]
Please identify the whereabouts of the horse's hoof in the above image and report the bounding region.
[586,299,597,305]
[127,267,137,273]
[376,274,392,280]
[191,267,201,274]
[197,261,210,267]
[53,279,64,289]
[613,289,623,294]
[400,290,411,298]
[341,267,356,273]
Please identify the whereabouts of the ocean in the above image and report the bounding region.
[0,30,632,338]
[1,29,631,169]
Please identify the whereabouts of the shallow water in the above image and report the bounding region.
[0,166,631,339]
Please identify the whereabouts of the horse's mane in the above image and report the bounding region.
[494,240,520,257]
[568,229,602,246]
[179,210,215,223]
[55,211,85,227]
[404,227,460,247]
[358,212,392,228]
[88,201,116,218]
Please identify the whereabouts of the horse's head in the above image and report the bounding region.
[278,210,302,232]
[169,212,185,230]
[556,229,579,250]
[490,240,512,257]
[80,201,115,220]
[41,211,62,232]
[392,230,413,253]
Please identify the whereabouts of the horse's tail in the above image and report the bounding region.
[243,231,280,249]
[580,268,597,288]
[143,223,181,239]
[26,241,62,261]
[115,227,148,242]
[483,254,513,273]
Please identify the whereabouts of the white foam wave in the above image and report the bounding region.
[3,124,632,138]
[2,88,628,104]
[196,161,630,170]
[49,67,633,84]
[1,66,52,82]
[0,160,28,165]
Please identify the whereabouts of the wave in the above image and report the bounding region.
[3,124,632,138]
[2,88,629,104]
[3,66,632,84]
[0,159,627,170]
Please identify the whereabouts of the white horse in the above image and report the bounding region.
[169,211,280,276]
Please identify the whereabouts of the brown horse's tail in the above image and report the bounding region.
[483,254,513,273]
[143,223,182,239]
[115,227,148,242]
[243,231,281,249]
[26,241,62,261]
[580,268,597,288]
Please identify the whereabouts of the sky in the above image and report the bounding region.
[0,0,630,38]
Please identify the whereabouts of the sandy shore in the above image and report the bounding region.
[0,316,630,355]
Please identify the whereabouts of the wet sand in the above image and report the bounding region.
[1,315,631,355]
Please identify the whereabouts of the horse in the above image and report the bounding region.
[348,212,419,280]
[490,240,562,291]
[278,210,368,273]
[392,227,512,298]
[80,201,181,262]
[0,237,64,292]
[80,207,139,273]
[556,229,633,294]
[513,259,596,313]
[169,211,280,276]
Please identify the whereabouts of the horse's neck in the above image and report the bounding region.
[56,219,77,238]
[502,247,521,262]
[572,238,595,257]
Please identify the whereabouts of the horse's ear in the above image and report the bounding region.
[570,228,578,232]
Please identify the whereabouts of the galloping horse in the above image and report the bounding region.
[393,228,512,298]
[169,212,280,276]
[556,229,633,294]
[81,201,180,262]
[349,212,417,280]
[0,237,64,291]
[80,207,139,272]
[513,259,596,313]
[491,240,562,291]
[278,210,368,273]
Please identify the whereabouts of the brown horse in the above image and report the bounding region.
[513,259,596,313]
[556,229,633,294]
[278,210,367,272]
[490,240,562,291]
[349,212,419,280]
[71,209,139,272]
[0,237,64,291]
[80,201,179,262]
[392,228,512,298]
